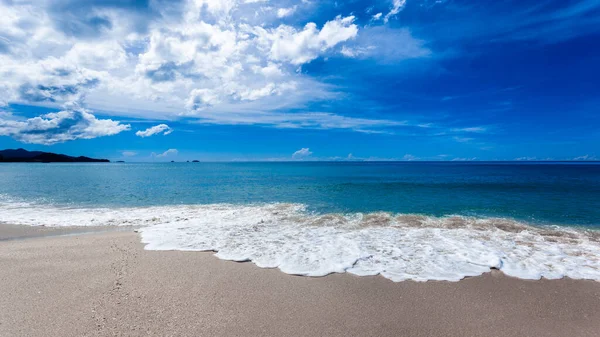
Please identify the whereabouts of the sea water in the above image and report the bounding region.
[1,162,599,281]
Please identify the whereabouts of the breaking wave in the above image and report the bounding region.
[1,200,599,282]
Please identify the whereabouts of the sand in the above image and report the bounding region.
[1,225,599,337]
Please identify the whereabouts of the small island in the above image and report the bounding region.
[0,148,110,163]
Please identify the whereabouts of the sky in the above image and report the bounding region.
[0,0,599,162]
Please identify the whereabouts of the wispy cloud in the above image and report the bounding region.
[384,0,407,23]
[451,157,478,161]
[153,149,178,158]
[453,136,474,143]
[573,154,597,161]
[121,151,137,157]
[451,127,487,133]
[426,1,600,44]
[194,110,409,133]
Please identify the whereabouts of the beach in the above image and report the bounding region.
[1,225,599,337]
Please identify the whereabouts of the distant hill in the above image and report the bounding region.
[0,148,110,163]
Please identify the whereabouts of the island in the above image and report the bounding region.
[0,148,110,163]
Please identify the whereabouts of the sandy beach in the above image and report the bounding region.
[1,225,599,337]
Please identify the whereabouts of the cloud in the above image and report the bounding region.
[339,26,430,62]
[423,0,600,45]
[0,109,130,145]
[451,127,487,133]
[292,148,312,159]
[154,149,178,158]
[194,110,407,132]
[135,124,173,137]
[402,154,418,161]
[451,157,478,161]
[122,151,137,157]
[573,155,597,161]
[0,0,435,140]
[453,136,474,143]
[384,0,406,23]
[262,15,358,65]
[276,7,297,18]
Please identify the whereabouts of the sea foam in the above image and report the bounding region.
[1,201,599,282]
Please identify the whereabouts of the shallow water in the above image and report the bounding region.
[1,162,599,281]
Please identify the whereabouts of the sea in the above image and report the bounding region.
[1,161,599,282]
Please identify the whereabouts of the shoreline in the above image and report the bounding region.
[1,225,599,336]
[0,222,137,242]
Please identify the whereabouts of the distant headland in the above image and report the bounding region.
[0,149,110,163]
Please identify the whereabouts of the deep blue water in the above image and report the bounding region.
[0,162,599,227]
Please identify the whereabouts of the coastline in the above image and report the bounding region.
[0,223,136,241]
[1,225,599,337]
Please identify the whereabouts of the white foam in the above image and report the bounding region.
[1,201,599,282]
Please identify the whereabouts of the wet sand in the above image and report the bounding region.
[1,225,599,337]
[0,223,135,241]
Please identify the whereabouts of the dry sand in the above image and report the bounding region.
[1,225,599,337]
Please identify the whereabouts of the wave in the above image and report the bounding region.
[1,201,599,282]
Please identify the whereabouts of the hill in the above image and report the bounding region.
[0,149,110,163]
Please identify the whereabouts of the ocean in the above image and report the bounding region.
[1,162,599,281]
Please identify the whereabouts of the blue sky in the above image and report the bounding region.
[0,0,598,161]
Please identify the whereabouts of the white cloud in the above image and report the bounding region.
[277,6,297,18]
[136,124,173,137]
[515,156,538,161]
[402,154,418,161]
[341,26,430,61]
[154,149,178,158]
[262,15,358,65]
[292,147,312,159]
[573,155,597,161]
[451,127,487,133]
[451,157,478,161]
[384,0,407,23]
[0,109,130,145]
[0,0,431,142]
[453,136,474,143]
[194,110,406,133]
[122,151,138,157]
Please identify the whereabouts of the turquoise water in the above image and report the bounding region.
[0,162,599,227]
[2,162,600,281]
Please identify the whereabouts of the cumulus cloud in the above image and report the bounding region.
[265,15,358,65]
[292,147,312,159]
[0,109,130,145]
[0,0,431,142]
[122,151,137,157]
[136,124,173,137]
